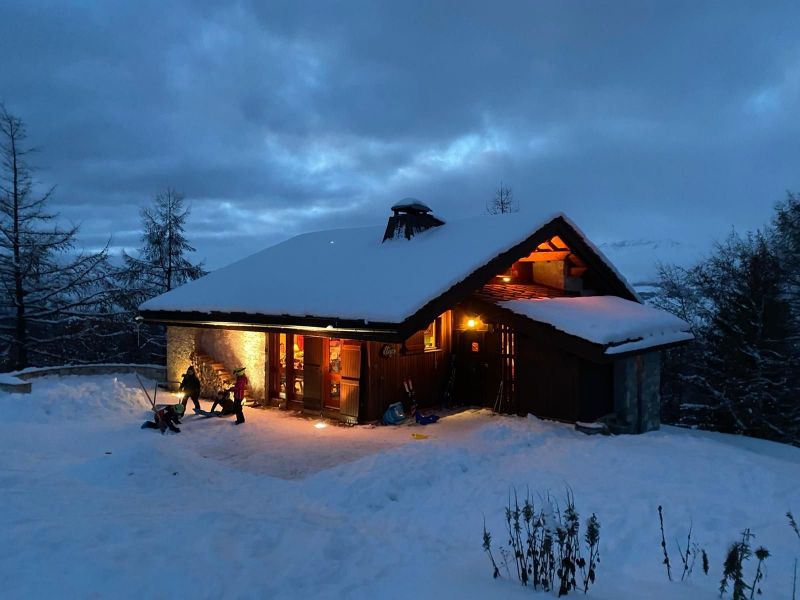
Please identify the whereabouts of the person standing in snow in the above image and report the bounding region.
[231,367,248,425]
[141,403,185,433]
[178,365,201,413]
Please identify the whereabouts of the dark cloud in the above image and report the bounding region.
[1,0,798,271]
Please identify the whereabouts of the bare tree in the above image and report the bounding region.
[0,104,115,370]
[486,181,518,214]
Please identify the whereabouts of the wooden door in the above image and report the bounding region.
[303,336,323,414]
[267,333,282,402]
[455,330,487,406]
[325,339,341,411]
[482,325,516,413]
[339,342,361,422]
[483,328,503,408]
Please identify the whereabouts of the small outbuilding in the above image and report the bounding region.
[139,201,692,433]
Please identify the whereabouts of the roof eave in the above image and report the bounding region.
[601,333,695,358]
[139,309,405,342]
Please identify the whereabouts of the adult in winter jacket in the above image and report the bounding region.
[141,403,185,433]
[179,366,201,413]
[232,367,248,425]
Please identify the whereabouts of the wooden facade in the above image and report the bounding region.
[254,312,455,424]
[248,300,614,425]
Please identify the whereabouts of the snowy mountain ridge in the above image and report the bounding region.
[598,237,706,289]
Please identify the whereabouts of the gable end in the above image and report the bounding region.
[396,216,638,338]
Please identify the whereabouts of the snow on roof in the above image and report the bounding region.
[500,296,693,354]
[140,210,637,325]
[0,373,26,386]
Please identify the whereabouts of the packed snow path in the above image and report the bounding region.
[2,374,800,599]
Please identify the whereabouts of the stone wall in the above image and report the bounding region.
[166,326,198,388]
[18,364,166,381]
[611,351,661,433]
[1,364,167,395]
[639,352,661,431]
[196,329,266,401]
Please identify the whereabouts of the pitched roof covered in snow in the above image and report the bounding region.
[140,209,638,335]
[500,296,694,355]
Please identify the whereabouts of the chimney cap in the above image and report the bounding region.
[391,198,432,214]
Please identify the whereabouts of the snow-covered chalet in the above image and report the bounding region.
[139,201,693,432]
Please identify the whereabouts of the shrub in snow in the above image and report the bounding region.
[789,512,800,542]
[788,512,799,600]
[718,529,770,600]
[482,518,500,579]
[483,488,600,596]
[658,505,673,581]
[657,505,708,583]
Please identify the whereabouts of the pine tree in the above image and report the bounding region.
[119,188,206,362]
[656,202,800,445]
[123,188,206,301]
[0,104,116,370]
[773,192,800,342]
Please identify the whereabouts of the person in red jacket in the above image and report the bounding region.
[232,367,248,425]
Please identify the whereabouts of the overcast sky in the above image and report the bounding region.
[1,1,798,274]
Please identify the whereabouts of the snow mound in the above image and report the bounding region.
[3,374,154,423]
[3,373,800,600]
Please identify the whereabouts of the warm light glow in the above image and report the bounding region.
[174,392,185,400]
[502,276,511,283]
[467,318,476,329]
[314,421,328,429]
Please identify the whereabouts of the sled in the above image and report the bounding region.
[411,432,429,440]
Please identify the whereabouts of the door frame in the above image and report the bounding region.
[267,332,304,409]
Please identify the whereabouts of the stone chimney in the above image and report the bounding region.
[382,199,445,242]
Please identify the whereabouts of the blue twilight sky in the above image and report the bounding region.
[1,1,798,275]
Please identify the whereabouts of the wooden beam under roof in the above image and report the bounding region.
[519,250,570,262]
[526,235,572,260]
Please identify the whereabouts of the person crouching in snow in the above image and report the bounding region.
[209,389,235,416]
[232,367,248,425]
[141,403,185,434]
[179,365,201,413]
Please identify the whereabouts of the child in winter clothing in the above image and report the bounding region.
[141,403,185,434]
[232,367,248,425]
[209,389,235,416]
[179,366,201,413]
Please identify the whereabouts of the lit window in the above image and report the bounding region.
[405,315,444,353]
[424,316,442,350]
[424,321,436,349]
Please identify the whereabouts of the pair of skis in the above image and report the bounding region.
[135,373,159,413]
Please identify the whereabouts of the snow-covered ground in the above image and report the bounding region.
[2,374,799,599]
